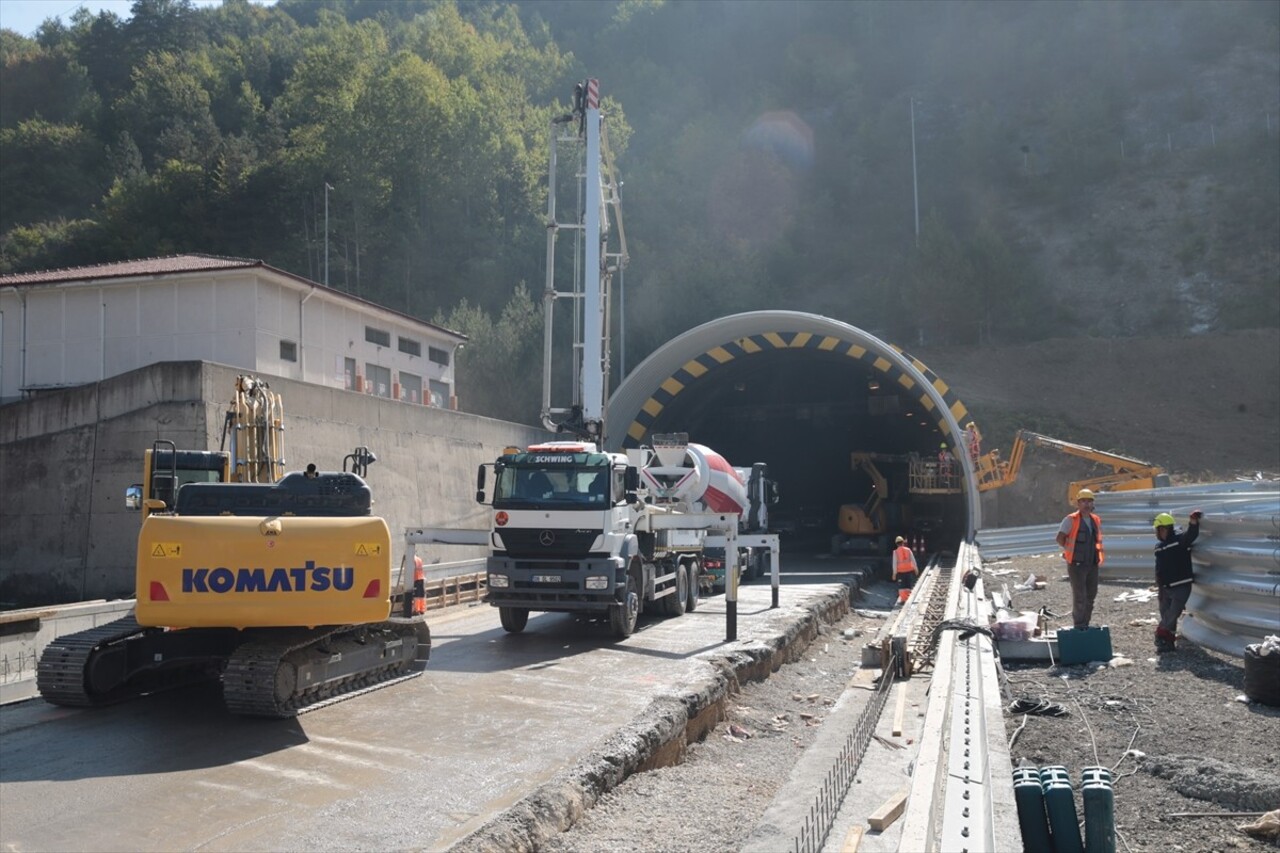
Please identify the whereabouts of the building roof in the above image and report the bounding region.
[0,254,465,341]
[0,254,261,285]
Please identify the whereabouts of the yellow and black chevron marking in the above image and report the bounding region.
[621,332,969,448]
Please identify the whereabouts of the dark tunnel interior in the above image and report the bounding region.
[636,350,969,554]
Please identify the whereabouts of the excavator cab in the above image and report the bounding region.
[128,439,231,518]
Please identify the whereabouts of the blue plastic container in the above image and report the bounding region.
[1057,626,1113,665]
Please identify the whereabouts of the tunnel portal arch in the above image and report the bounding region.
[607,311,983,534]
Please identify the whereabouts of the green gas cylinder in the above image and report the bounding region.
[1081,766,1116,853]
[1040,765,1083,853]
[1013,766,1053,852]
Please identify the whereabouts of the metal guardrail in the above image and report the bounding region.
[977,483,1280,657]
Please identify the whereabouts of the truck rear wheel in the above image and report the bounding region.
[662,563,688,617]
[499,606,529,633]
[610,574,639,638]
[685,559,700,612]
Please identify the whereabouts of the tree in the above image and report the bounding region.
[116,51,221,168]
[0,120,105,230]
[434,283,543,422]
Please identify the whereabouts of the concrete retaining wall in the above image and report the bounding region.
[0,361,549,608]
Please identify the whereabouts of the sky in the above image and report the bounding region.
[0,0,259,37]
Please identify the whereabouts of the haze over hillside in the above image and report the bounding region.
[2,0,1277,423]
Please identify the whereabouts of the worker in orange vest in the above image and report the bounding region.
[892,535,918,604]
[1055,488,1105,630]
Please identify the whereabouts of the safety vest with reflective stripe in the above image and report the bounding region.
[1062,511,1105,566]
[894,545,917,576]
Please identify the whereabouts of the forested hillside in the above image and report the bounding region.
[2,0,1277,422]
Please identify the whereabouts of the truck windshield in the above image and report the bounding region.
[494,465,610,509]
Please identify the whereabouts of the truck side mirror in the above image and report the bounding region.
[624,466,639,503]
[475,464,488,504]
[125,484,143,511]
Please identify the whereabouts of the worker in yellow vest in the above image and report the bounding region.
[892,535,919,604]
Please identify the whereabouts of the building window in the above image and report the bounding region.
[400,371,422,404]
[344,357,357,391]
[428,346,450,366]
[366,364,391,398]
[365,326,391,348]
[398,336,421,357]
[428,379,450,408]
[280,340,297,363]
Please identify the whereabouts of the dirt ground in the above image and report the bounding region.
[989,553,1280,852]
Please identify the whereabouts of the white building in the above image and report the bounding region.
[0,254,466,406]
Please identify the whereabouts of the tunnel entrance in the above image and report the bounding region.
[606,312,980,554]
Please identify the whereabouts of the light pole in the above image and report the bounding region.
[619,264,626,378]
[324,182,333,286]
[910,97,920,247]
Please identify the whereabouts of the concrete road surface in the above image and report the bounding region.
[0,555,858,852]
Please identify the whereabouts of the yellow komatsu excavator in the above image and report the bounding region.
[973,429,1169,505]
[37,376,430,717]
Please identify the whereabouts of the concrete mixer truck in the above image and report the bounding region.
[478,433,758,638]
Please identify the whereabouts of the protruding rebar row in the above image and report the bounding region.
[789,651,899,852]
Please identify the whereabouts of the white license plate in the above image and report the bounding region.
[531,575,561,583]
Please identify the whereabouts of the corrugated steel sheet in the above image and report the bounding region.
[977,482,1280,657]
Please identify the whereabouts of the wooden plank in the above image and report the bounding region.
[892,682,908,736]
[867,788,909,831]
[840,825,864,852]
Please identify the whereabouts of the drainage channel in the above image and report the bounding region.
[898,540,1021,851]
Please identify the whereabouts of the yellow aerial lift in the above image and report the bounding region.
[974,429,1169,504]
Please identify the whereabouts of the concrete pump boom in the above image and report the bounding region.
[540,78,628,443]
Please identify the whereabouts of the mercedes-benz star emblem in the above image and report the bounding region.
[538,530,556,547]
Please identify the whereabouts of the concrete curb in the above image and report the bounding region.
[443,585,854,853]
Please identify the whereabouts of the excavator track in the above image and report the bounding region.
[222,619,429,718]
[36,615,225,707]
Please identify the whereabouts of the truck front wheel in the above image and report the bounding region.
[610,574,640,638]
[499,606,529,633]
